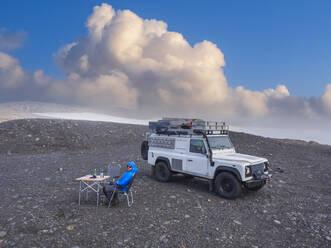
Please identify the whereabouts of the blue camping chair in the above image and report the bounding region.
[107,173,136,208]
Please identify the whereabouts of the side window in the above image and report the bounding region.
[190,139,206,154]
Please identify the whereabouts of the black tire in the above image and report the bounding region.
[141,141,149,160]
[247,184,264,192]
[155,161,172,182]
[215,172,242,199]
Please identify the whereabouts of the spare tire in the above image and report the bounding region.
[141,141,149,160]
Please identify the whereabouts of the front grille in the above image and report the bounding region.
[251,163,265,179]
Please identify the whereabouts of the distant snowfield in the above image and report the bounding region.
[35,112,331,145]
[231,125,331,146]
[35,112,150,125]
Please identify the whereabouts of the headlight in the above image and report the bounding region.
[245,166,251,176]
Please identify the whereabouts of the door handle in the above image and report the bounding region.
[187,159,193,162]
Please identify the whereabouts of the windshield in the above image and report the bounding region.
[208,136,233,150]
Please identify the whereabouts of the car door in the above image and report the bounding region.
[184,139,209,176]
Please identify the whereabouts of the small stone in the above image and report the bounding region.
[170,195,176,199]
[59,168,63,171]
[273,220,281,225]
[233,220,242,225]
[66,225,76,231]
[0,231,7,238]
[163,221,170,225]
[207,199,211,202]
[326,236,331,241]
[160,235,168,244]
[35,137,40,141]
[185,214,190,218]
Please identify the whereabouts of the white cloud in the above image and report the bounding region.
[235,86,268,116]
[264,85,290,99]
[0,51,26,88]
[55,4,264,117]
[50,71,138,109]
[322,84,331,114]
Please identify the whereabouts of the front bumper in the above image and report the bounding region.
[244,174,272,188]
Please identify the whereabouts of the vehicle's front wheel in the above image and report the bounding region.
[215,172,242,199]
[155,161,172,182]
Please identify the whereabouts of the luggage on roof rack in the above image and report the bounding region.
[149,118,229,135]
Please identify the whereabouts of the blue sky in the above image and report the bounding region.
[1,0,330,97]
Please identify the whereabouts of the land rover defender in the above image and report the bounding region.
[141,118,272,199]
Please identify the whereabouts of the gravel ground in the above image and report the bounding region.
[0,119,330,248]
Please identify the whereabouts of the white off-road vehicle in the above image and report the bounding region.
[141,118,272,199]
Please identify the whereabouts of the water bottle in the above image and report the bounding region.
[94,168,97,177]
[100,168,104,178]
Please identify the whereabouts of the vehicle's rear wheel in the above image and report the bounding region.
[141,141,149,160]
[215,172,242,199]
[155,161,172,182]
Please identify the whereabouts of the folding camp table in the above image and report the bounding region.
[76,175,110,207]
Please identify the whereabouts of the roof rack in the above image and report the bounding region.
[149,118,229,136]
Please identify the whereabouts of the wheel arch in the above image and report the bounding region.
[155,157,171,170]
[214,166,242,182]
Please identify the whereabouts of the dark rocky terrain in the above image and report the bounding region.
[0,119,330,248]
